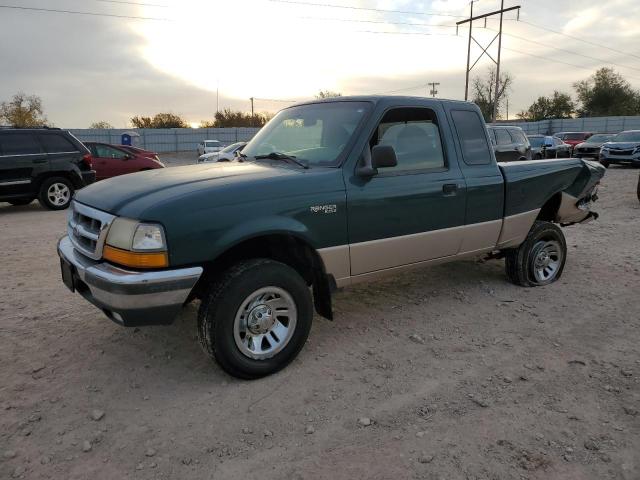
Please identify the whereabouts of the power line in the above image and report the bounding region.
[268,0,466,18]
[487,27,640,73]
[503,46,640,82]
[93,0,169,7]
[514,19,640,62]
[297,15,457,29]
[0,4,171,21]
[253,97,299,103]
[357,30,457,36]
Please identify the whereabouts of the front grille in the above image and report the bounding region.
[68,201,115,260]
[609,149,634,156]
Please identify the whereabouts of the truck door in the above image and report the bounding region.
[345,106,467,276]
[449,109,504,253]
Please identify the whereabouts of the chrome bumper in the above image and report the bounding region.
[57,236,203,326]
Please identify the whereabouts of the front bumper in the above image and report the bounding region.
[57,236,202,327]
[601,153,640,165]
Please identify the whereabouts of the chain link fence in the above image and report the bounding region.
[69,127,262,153]
[493,116,640,135]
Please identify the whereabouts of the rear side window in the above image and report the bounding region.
[0,133,41,155]
[495,129,512,146]
[38,134,77,153]
[508,129,526,144]
[451,110,492,165]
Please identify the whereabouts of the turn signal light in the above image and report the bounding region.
[103,245,168,269]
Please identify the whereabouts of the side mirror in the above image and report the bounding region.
[372,145,398,168]
[357,145,398,177]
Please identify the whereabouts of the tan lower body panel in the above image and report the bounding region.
[496,209,540,249]
[319,210,539,288]
[555,192,590,224]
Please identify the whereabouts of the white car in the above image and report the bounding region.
[197,140,223,156]
[197,142,247,163]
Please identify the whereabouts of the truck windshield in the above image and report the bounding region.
[242,101,372,167]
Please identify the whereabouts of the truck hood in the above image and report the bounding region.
[75,162,339,218]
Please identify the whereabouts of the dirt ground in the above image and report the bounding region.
[1,165,638,480]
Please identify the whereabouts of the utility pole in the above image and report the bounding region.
[492,0,505,123]
[428,82,440,98]
[463,1,474,101]
[216,79,219,115]
[456,2,520,120]
[250,97,254,127]
[505,98,509,120]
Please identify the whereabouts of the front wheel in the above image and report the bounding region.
[38,177,74,210]
[505,221,567,287]
[197,259,313,379]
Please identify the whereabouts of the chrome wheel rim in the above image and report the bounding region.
[531,240,562,283]
[47,183,70,206]
[233,286,297,360]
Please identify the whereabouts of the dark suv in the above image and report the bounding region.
[0,128,95,210]
[487,125,532,162]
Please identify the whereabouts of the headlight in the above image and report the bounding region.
[104,218,168,268]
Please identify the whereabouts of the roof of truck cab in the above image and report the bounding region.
[288,95,477,108]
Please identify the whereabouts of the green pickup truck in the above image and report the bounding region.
[58,97,605,378]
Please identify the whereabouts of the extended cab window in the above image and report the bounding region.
[451,110,492,165]
[38,134,77,153]
[0,133,41,155]
[370,107,445,172]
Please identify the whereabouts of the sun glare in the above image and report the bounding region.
[135,0,464,101]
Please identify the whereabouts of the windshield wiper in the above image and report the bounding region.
[254,152,309,169]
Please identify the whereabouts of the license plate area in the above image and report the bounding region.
[60,258,75,292]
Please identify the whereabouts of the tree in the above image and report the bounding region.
[471,68,513,122]
[517,91,575,121]
[89,121,114,129]
[203,108,273,128]
[316,90,342,99]
[573,68,640,117]
[0,92,48,127]
[130,113,188,128]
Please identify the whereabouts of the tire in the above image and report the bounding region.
[8,198,33,206]
[601,160,610,168]
[636,173,640,202]
[505,221,567,287]
[197,259,313,379]
[38,177,74,210]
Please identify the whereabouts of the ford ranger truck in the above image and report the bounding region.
[57,97,605,379]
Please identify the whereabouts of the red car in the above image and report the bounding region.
[83,142,164,181]
[118,145,160,161]
[556,132,593,151]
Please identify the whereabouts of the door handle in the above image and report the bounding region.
[442,183,458,196]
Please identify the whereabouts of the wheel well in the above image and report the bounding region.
[537,193,562,222]
[192,234,334,320]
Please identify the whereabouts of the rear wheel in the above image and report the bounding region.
[197,259,313,379]
[38,177,73,210]
[505,221,567,287]
[8,198,33,206]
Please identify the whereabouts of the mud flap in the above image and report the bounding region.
[313,274,333,321]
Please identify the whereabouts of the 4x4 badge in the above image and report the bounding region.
[310,204,337,214]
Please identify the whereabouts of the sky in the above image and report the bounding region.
[1,0,639,128]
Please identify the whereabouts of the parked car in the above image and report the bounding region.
[0,127,95,210]
[573,134,614,159]
[197,142,247,163]
[118,145,160,161]
[556,132,593,152]
[599,130,640,168]
[83,142,164,181]
[486,125,532,161]
[197,140,223,156]
[528,135,571,159]
[58,96,604,379]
